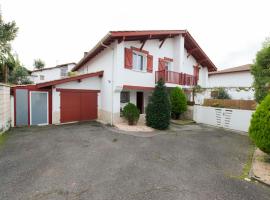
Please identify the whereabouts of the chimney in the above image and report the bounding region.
[84,52,88,57]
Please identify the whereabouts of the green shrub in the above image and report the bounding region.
[249,93,270,154]
[216,88,230,99]
[170,87,187,119]
[146,79,171,130]
[122,103,140,125]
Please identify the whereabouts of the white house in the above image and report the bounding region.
[30,62,76,83]
[12,30,216,127]
[208,64,254,100]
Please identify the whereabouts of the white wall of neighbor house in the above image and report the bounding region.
[0,84,11,133]
[51,76,102,124]
[31,63,76,83]
[208,71,253,87]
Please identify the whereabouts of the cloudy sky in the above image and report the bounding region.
[1,0,270,70]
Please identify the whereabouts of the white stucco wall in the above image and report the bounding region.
[0,84,11,133]
[193,105,253,132]
[208,71,253,87]
[31,63,75,83]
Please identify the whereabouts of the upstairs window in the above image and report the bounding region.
[60,66,68,77]
[132,51,147,72]
[164,61,172,71]
[40,75,45,80]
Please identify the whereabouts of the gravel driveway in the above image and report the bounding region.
[0,122,269,200]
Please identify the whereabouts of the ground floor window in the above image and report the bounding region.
[120,91,130,103]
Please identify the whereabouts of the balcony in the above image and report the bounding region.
[155,70,197,86]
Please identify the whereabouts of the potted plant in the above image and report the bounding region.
[122,103,140,125]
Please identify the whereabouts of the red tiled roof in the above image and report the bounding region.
[209,64,251,75]
[36,71,103,88]
[73,30,217,72]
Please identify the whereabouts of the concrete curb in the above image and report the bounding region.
[249,148,270,187]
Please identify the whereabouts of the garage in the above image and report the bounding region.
[59,89,98,123]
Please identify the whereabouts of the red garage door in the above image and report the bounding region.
[60,89,98,123]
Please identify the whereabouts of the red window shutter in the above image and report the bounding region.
[158,58,166,71]
[124,48,133,69]
[147,55,153,73]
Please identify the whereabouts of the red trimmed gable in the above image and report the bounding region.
[73,30,217,72]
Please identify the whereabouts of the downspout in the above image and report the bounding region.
[100,42,115,126]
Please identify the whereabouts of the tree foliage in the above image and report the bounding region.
[249,94,270,154]
[170,87,187,119]
[215,88,230,99]
[33,59,45,69]
[146,79,171,130]
[251,38,270,102]
[8,56,32,84]
[0,11,19,82]
[122,103,140,125]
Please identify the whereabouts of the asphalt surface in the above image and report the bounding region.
[0,122,269,200]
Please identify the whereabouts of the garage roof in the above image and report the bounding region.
[72,30,217,72]
[37,71,104,88]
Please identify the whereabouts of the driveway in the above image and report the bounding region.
[0,122,269,200]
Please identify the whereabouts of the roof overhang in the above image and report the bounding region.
[72,30,217,72]
[36,71,103,88]
[122,85,155,91]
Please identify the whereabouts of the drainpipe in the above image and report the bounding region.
[100,42,115,126]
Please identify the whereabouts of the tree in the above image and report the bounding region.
[170,87,187,119]
[251,38,270,102]
[33,59,45,69]
[8,65,32,85]
[7,55,32,84]
[0,11,19,82]
[122,103,140,125]
[146,79,171,130]
[249,94,270,154]
[216,88,230,99]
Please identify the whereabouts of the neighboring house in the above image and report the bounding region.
[30,62,76,83]
[208,64,253,88]
[11,30,216,127]
[208,64,254,100]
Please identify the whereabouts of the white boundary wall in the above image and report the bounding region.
[0,84,11,133]
[193,105,254,133]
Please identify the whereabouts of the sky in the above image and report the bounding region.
[1,0,270,71]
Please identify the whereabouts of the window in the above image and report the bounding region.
[40,75,45,80]
[120,91,130,103]
[60,66,68,77]
[164,61,172,71]
[132,51,147,71]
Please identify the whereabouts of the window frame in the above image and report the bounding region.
[120,91,130,103]
[60,66,68,77]
[132,51,147,72]
[40,75,45,80]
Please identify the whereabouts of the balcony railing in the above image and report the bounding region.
[155,70,197,86]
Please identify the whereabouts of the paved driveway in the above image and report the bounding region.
[0,122,269,200]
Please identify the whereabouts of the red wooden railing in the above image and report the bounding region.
[155,70,198,86]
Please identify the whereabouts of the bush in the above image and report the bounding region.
[170,87,187,119]
[146,79,171,130]
[249,93,270,154]
[122,103,140,125]
[216,88,230,99]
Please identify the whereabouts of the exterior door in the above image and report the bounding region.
[60,90,98,123]
[15,89,28,126]
[136,92,144,114]
[30,91,48,125]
